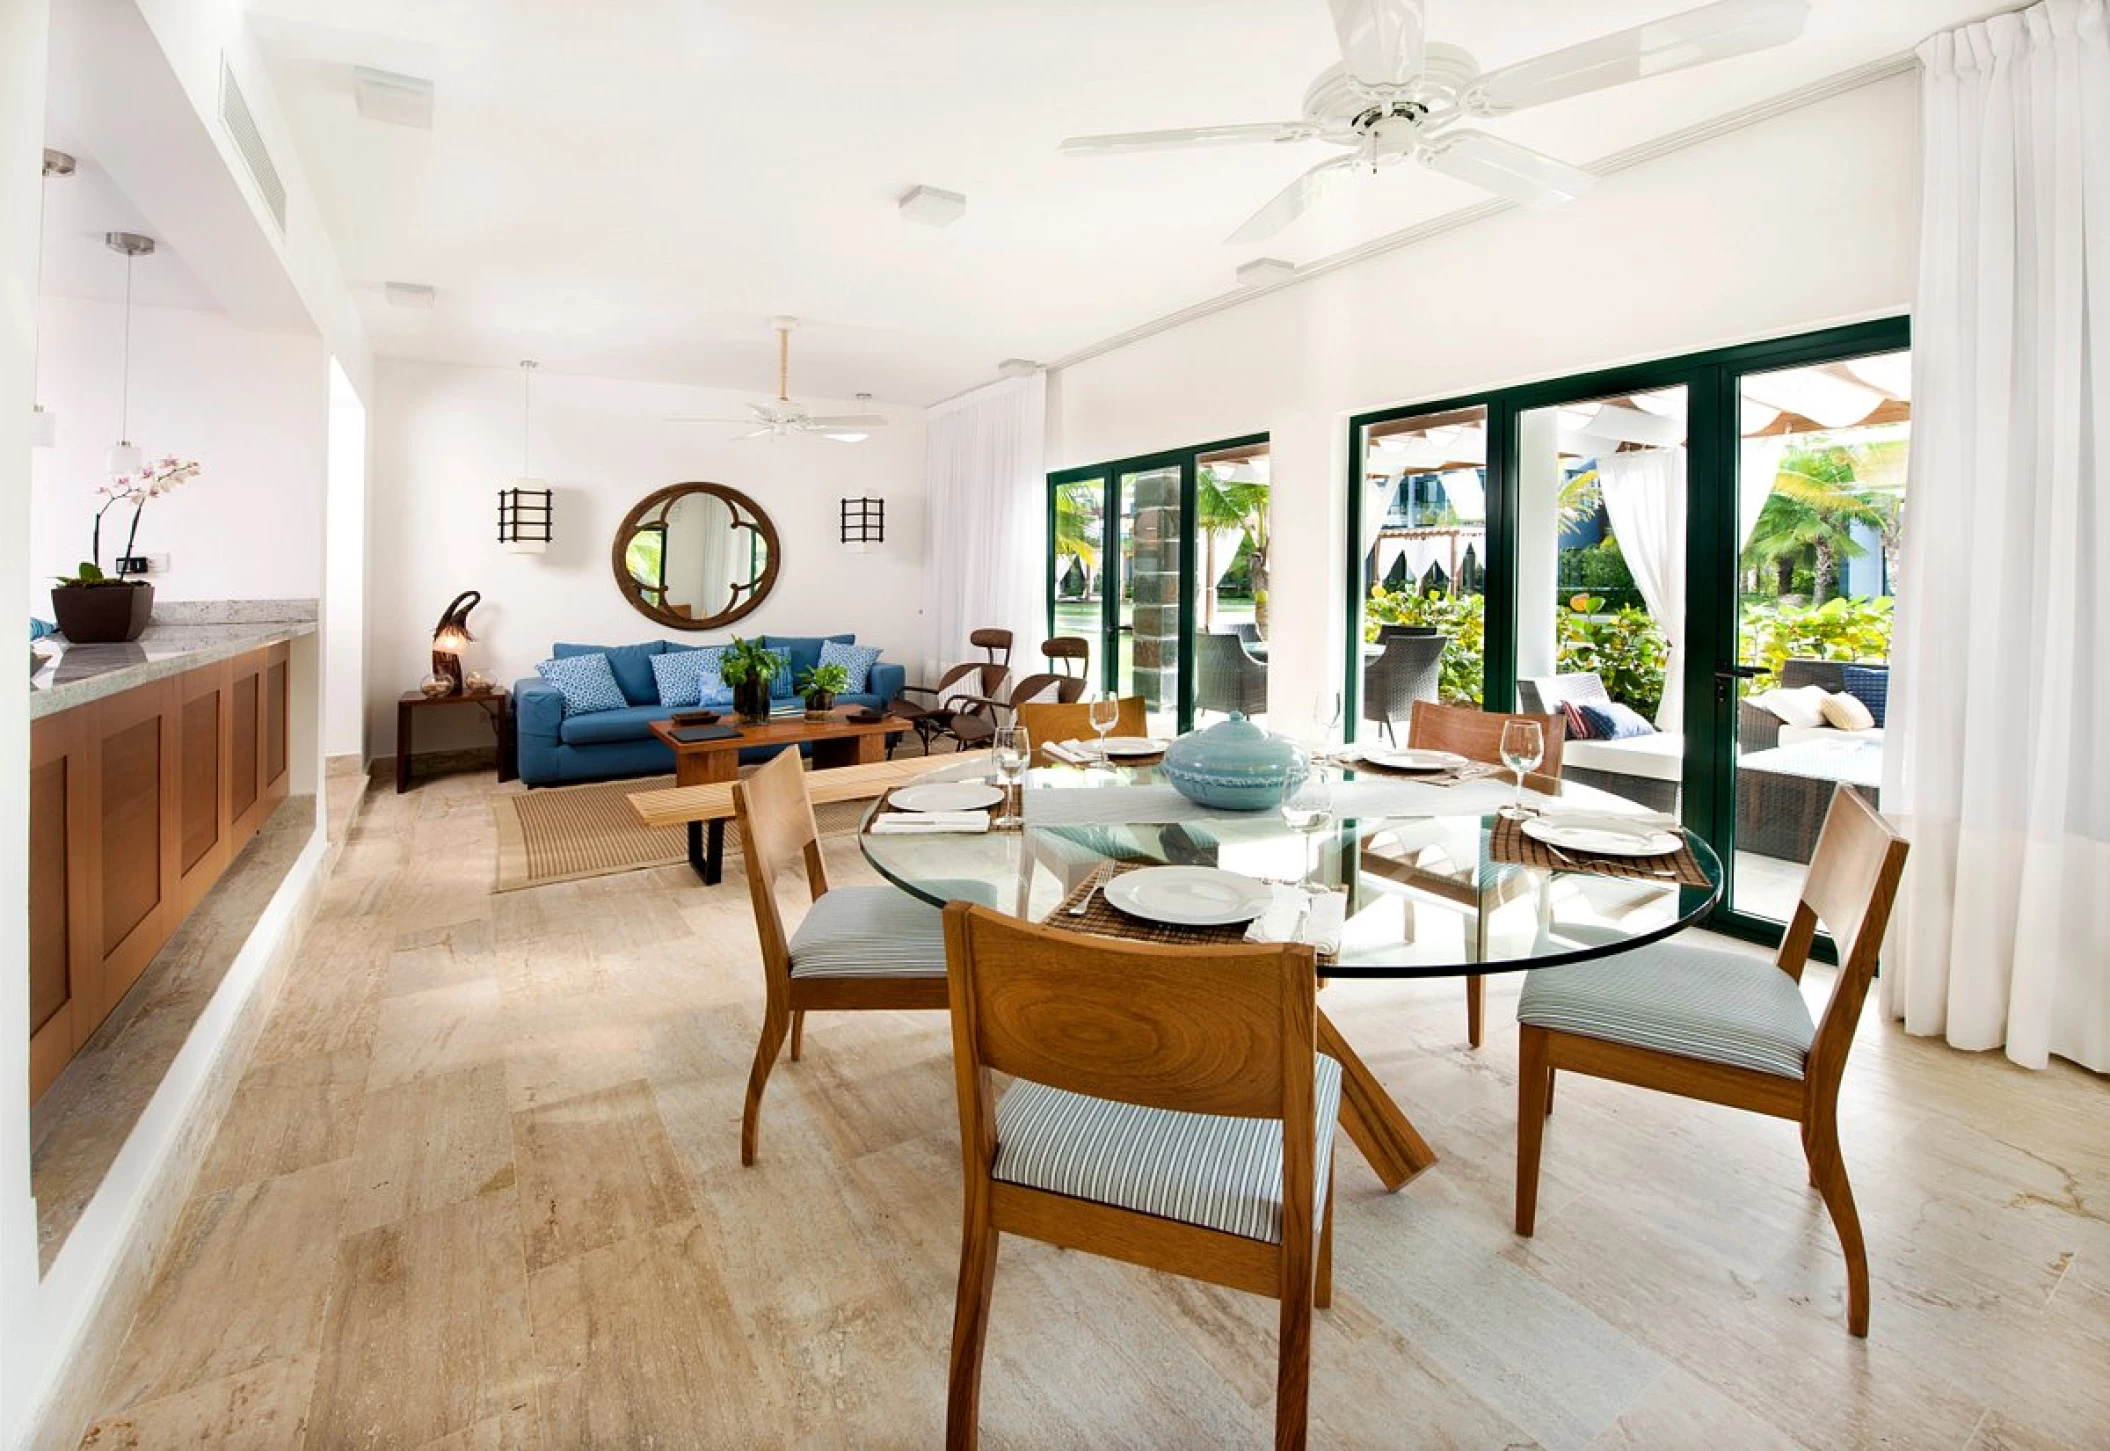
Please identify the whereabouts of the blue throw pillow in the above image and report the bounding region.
[766,647,796,699]
[817,639,883,693]
[536,653,628,716]
[554,640,665,705]
[649,648,717,708]
[1841,665,1888,728]
[1578,702,1656,740]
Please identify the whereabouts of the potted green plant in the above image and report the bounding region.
[51,458,199,643]
[720,636,780,724]
[796,661,851,720]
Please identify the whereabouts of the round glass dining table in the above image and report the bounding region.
[860,755,1723,1191]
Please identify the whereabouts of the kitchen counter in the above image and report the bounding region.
[30,599,317,720]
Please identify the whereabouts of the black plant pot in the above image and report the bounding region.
[51,581,153,643]
[733,676,771,724]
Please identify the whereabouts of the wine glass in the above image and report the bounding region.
[1087,693,1120,768]
[1310,689,1343,750]
[1499,720,1544,820]
[1280,766,1335,891]
[993,725,1031,828]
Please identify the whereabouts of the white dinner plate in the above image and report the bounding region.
[1522,814,1683,858]
[1089,736,1170,759]
[1356,745,1467,772]
[1103,866,1274,926]
[888,782,1004,813]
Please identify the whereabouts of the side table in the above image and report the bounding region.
[396,688,516,793]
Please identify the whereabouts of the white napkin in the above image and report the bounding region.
[1045,739,1091,765]
[870,811,991,835]
[1244,886,1346,955]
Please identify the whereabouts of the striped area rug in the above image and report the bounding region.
[492,774,867,892]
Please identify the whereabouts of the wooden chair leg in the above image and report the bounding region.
[740,1002,790,1167]
[1274,1275,1313,1451]
[789,1009,806,1062]
[1806,1122,1870,1337]
[1465,976,1485,1049]
[946,1201,1001,1451]
[1544,1065,1556,1116]
[1315,1164,1335,1311]
[1515,1025,1551,1236]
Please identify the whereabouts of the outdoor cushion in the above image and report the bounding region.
[817,639,884,693]
[789,884,971,978]
[1564,731,1685,782]
[555,640,666,705]
[1752,684,1832,730]
[1579,702,1655,740]
[536,653,628,716]
[1819,691,1876,732]
[556,703,670,746]
[1561,701,1597,740]
[1517,941,1815,1079]
[1841,665,1889,727]
[992,1055,1343,1244]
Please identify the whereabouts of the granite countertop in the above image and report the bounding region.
[30,600,319,719]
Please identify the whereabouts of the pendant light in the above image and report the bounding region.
[105,230,155,476]
[496,360,552,554]
[31,150,74,448]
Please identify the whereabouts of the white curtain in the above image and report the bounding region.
[921,373,1047,681]
[1597,447,1688,729]
[1882,0,2110,1072]
[1739,435,1789,549]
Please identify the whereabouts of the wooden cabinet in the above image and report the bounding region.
[28,643,292,1102]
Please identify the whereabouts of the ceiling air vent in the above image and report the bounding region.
[218,57,287,234]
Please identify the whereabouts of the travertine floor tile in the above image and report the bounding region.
[510,1077,694,1272]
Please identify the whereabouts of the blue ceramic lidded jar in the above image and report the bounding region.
[1160,713,1309,811]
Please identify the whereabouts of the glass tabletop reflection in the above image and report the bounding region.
[860,756,1723,979]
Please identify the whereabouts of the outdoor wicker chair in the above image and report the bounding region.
[1195,630,1269,718]
[1360,633,1446,743]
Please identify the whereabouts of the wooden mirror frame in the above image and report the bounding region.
[610,481,781,631]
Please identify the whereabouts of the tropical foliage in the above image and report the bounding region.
[1740,439,1904,603]
[1365,586,1485,705]
[1555,597,1669,719]
[1739,596,1893,691]
[1197,466,1270,632]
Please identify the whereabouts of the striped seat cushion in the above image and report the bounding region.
[1517,942,1815,1079]
[991,1055,1343,1244]
[787,886,949,979]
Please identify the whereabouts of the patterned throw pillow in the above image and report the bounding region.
[1577,702,1656,740]
[649,648,720,708]
[817,639,883,693]
[1560,700,1597,741]
[1840,665,1888,727]
[766,647,796,699]
[535,653,628,717]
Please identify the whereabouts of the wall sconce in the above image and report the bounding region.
[427,589,480,695]
[498,485,552,553]
[840,497,884,553]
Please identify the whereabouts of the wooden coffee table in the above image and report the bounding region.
[647,708,909,882]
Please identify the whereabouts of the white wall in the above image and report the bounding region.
[369,359,930,753]
[1047,74,1920,732]
[27,294,325,609]
[324,356,368,761]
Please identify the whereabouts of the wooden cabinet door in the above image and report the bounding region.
[29,711,93,1101]
[227,649,269,848]
[263,642,292,809]
[81,677,180,1019]
[175,661,233,914]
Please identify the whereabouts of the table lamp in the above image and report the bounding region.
[429,589,480,696]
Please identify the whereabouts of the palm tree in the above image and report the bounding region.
[1053,482,1101,600]
[1196,467,1270,632]
[1741,444,1886,602]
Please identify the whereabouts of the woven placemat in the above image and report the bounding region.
[1045,863,1338,964]
[1489,813,1712,887]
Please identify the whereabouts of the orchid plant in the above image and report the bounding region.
[60,456,200,586]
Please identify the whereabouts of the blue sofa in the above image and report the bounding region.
[514,634,904,786]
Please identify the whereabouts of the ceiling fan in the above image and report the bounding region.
[666,316,887,443]
[1059,0,1811,244]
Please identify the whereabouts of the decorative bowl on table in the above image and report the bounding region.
[1160,712,1309,812]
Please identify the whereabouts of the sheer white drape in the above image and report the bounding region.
[1598,447,1688,728]
[921,373,1047,682]
[1739,435,1789,548]
[1883,0,2110,1071]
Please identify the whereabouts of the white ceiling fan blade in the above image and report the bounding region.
[731,427,777,440]
[1472,0,1810,115]
[664,416,758,424]
[1060,121,1314,155]
[1422,130,1594,209]
[1327,0,1425,90]
[800,414,888,429]
[822,432,871,444]
[1226,155,1358,245]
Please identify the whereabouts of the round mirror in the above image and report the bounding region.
[610,482,780,630]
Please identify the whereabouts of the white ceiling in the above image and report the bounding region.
[245,0,2003,405]
[36,142,222,313]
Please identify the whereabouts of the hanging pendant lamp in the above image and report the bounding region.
[105,231,155,476]
[497,360,552,555]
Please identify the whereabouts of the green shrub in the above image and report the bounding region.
[1554,597,1668,718]
[1739,596,1893,690]
[1365,587,1485,705]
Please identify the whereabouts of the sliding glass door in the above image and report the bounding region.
[1050,435,1269,737]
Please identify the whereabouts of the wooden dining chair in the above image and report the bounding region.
[1512,785,1908,1336]
[1014,694,1147,765]
[731,748,960,1165]
[1406,699,1567,1048]
[940,902,1339,1450]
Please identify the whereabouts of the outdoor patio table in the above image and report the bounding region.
[861,756,1722,1192]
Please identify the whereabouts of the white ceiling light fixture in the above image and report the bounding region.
[1235,257,1296,287]
[997,358,1041,378]
[353,65,434,129]
[664,317,889,443]
[105,231,156,477]
[32,149,74,449]
[1060,0,1811,242]
[385,280,437,308]
[898,185,966,227]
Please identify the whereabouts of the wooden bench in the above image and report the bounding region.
[628,752,966,884]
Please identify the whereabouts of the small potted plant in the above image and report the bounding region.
[51,457,199,643]
[796,661,851,720]
[720,636,781,724]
